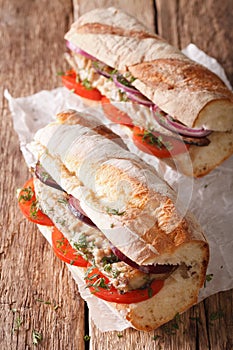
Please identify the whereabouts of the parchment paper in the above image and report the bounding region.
[5,44,233,331]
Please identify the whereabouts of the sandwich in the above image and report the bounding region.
[18,109,209,331]
[62,7,233,177]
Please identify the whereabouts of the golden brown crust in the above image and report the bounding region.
[129,58,232,98]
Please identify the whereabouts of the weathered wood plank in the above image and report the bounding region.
[1,0,232,349]
[0,1,86,349]
[73,0,155,32]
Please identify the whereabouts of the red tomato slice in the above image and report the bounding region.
[18,178,54,226]
[101,96,134,126]
[132,126,190,158]
[62,69,102,101]
[52,227,88,267]
[85,264,164,304]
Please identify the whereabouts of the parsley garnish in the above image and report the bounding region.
[117,333,123,338]
[161,313,182,335]
[141,131,172,150]
[57,198,68,205]
[30,200,39,218]
[13,315,23,332]
[204,273,213,287]
[84,335,91,341]
[32,329,43,346]
[101,253,119,265]
[148,286,153,298]
[18,186,34,202]
[106,207,125,216]
[82,78,92,90]
[57,71,64,76]
[209,310,224,322]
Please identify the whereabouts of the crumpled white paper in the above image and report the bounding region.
[5,44,233,331]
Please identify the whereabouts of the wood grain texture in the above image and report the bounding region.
[72,0,156,32]
[1,0,233,349]
[0,1,86,349]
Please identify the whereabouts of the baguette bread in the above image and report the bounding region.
[64,7,233,177]
[27,109,209,331]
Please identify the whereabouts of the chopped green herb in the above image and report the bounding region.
[30,200,39,218]
[53,304,60,311]
[57,71,64,76]
[142,131,173,150]
[119,91,129,102]
[161,313,182,335]
[57,198,68,205]
[117,333,123,338]
[86,276,110,292]
[55,237,65,249]
[101,253,119,265]
[18,186,34,202]
[103,263,112,272]
[152,335,160,341]
[204,273,213,287]
[13,316,23,331]
[84,334,91,341]
[112,269,120,278]
[32,329,43,346]
[36,299,51,305]
[82,78,92,90]
[106,207,125,216]
[209,310,224,321]
[148,286,153,298]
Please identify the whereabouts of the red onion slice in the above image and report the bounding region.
[113,74,141,95]
[152,105,212,138]
[66,41,96,60]
[126,91,154,107]
[68,196,98,229]
[111,245,176,274]
[35,162,64,191]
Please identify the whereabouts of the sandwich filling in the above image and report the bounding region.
[63,48,214,153]
[33,177,181,293]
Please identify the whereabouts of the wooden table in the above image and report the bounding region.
[1,1,232,349]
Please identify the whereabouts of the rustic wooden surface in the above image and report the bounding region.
[0,0,232,349]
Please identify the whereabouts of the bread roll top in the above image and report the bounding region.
[65,7,233,131]
[29,110,209,267]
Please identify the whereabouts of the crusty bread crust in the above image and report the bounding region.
[158,130,233,177]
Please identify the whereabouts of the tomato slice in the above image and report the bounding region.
[101,96,134,126]
[62,69,102,101]
[132,126,190,158]
[85,264,164,304]
[52,227,88,267]
[18,178,54,226]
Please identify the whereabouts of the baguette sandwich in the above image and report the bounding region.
[62,7,233,177]
[18,109,209,331]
